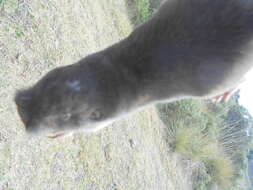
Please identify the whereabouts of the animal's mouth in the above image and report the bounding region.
[47,132,66,138]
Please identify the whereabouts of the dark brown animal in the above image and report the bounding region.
[15,0,253,136]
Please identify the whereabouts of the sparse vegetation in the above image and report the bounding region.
[134,0,152,23]
[204,157,234,187]
[157,95,251,189]
[125,0,152,25]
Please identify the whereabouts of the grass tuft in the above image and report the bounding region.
[174,126,219,160]
[135,0,151,23]
[125,0,152,25]
[205,157,234,187]
[157,97,250,189]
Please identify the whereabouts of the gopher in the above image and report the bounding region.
[15,0,253,137]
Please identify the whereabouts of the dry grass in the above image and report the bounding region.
[0,1,182,189]
[157,99,250,189]
[205,157,234,188]
[174,126,219,160]
[171,122,235,188]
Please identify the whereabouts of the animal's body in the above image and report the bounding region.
[15,0,253,136]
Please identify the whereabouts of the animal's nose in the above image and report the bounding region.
[25,124,40,135]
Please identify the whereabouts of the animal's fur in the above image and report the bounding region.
[15,0,253,136]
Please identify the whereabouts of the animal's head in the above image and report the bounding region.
[15,56,120,136]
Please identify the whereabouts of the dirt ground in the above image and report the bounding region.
[0,0,194,189]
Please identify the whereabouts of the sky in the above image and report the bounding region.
[239,69,253,115]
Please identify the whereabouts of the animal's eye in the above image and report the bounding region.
[61,113,72,121]
[90,110,101,120]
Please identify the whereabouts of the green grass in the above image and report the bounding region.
[135,0,152,23]
[15,27,25,38]
[174,126,219,160]
[157,98,250,189]
[1,0,18,11]
[126,0,152,25]
[205,157,234,187]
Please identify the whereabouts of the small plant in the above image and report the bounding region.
[174,125,218,160]
[15,27,25,38]
[135,0,151,23]
[126,0,152,24]
[204,157,234,188]
[157,96,250,189]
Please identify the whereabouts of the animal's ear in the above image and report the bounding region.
[89,110,102,120]
[14,89,32,125]
[14,89,32,108]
